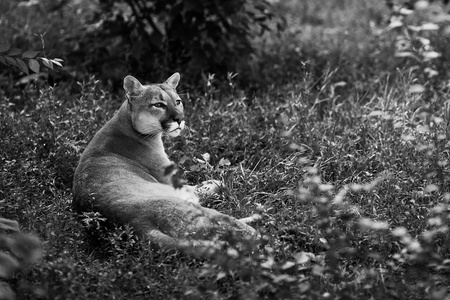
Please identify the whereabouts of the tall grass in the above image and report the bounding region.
[1,0,450,299]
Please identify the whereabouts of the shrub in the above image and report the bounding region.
[0,218,42,300]
[59,0,280,84]
[385,0,450,82]
[0,43,63,75]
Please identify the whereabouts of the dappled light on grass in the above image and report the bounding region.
[1,79,449,298]
[2,0,450,299]
[4,70,450,298]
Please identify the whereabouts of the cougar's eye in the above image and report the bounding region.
[152,103,166,109]
[175,99,182,106]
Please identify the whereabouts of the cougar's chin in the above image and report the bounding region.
[165,121,185,138]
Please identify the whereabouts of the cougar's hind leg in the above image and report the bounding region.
[196,206,258,236]
[145,229,223,257]
[146,229,181,250]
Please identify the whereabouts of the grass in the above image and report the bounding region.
[2,0,450,299]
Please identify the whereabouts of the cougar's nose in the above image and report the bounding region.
[174,116,183,125]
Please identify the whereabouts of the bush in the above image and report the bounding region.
[0,43,63,76]
[60,0,279,84]
[384,0,450,83]
[0,218,42,300]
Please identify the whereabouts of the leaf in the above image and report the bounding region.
[28,59,40,73]
[198,268,213,278]
[216,271,227,281]
[415,0,429,9]
[416,125,430,133]
[421,23,439,31]
[260,256,274,269]
[272,274,296,283]
[189,164,202,172]
[218,158,231,167]
[408,84,425,94]
[319,237,328,244]
[17,74,41,85]
[201,153,210,164]
[312,265,326,277]
[418,37,430,46]
[0,43,10,53]
[41,57,53,70]
[7,233,42,263]
[5,56,17,67]
[0,282,15,300]
[424,67,438,78]
[7,48,21,56]
[0,252,20,279]
[401,135,416,141]
[50,59,63,67]
[299,282,311,293]
[369,110,385,117]
[408,25,422,32]
[423,51,441,61]
[226,248,239,258]
[399,8,413,15]
[16,58,29,74]
[392,227,408,237]
[294,252,313,264]
[395,52,421,61]
[50,60,63,67]
[281,261,296,270]
[22,50,40,59]
[386,20,403,31]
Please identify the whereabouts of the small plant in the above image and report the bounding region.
[0,218,42,300]
[81,212,107,232]
[385,0,449,81]
[0,43,63,74]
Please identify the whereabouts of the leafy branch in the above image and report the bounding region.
[0,43,63,74]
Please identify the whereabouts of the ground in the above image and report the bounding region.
[1,0,450,299]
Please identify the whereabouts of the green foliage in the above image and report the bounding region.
[2,0,450,299]
[241,0,392,90]
[385,0,450,81]
[0,43,63,75]
[0,218,42,300]
[3,71,449,299]
[57,0,279,83]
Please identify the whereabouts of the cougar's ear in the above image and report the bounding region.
[165,72,180,89]
[123,75,143,96]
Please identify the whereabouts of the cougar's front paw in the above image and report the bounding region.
[178,185,200,204]
[239,214,262,224]
[195,180,223,198]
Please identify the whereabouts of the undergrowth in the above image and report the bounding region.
[1,0,450,299]
[1,68,450,299]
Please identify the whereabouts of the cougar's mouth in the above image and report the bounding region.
[170,127,182,132]
[163,124,181,132]
[164,121,185,137]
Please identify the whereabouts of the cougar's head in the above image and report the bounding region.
[123,73,185,138]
